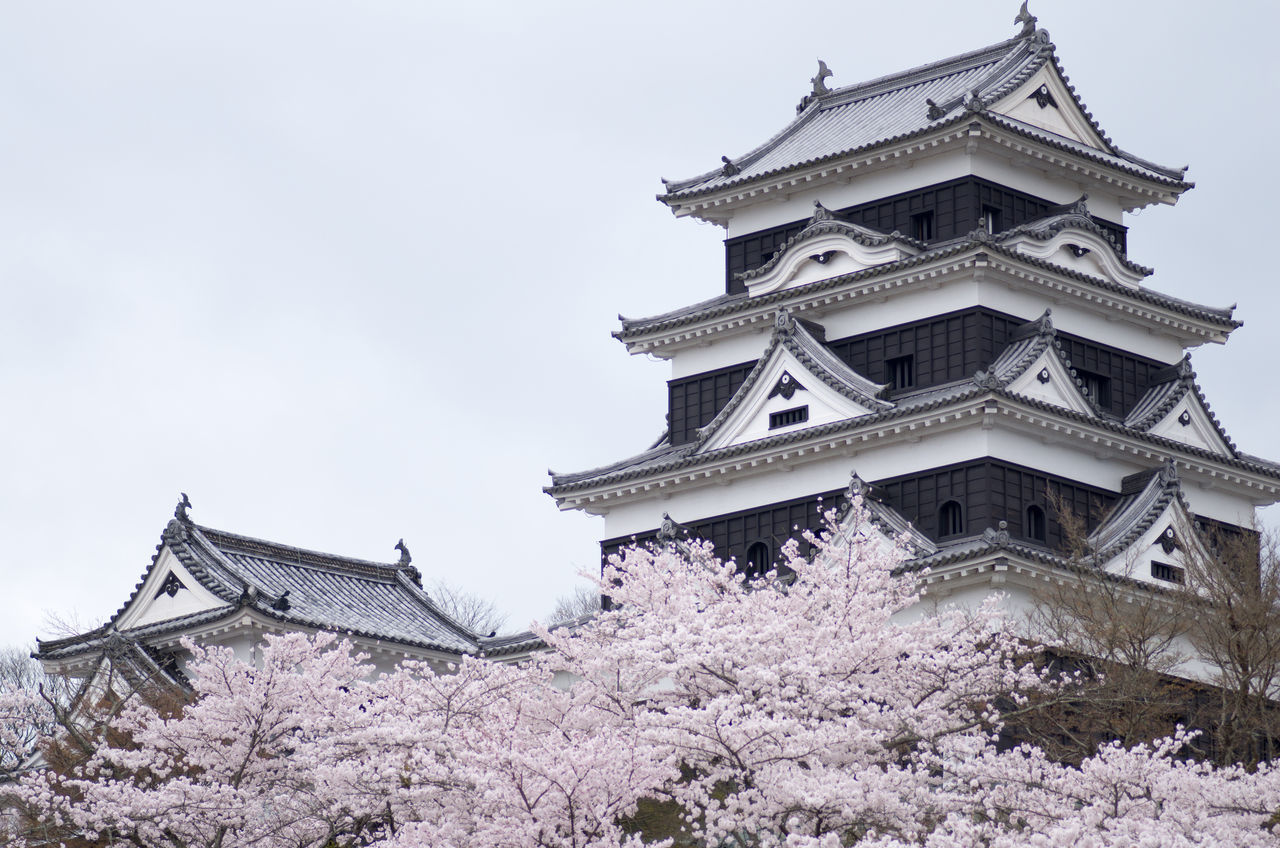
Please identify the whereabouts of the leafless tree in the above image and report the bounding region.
[547,585,601,625]
[427,579,509,637]
[0,645,73,777]
[1177,522,1280,767]
[1024,493,1280,767]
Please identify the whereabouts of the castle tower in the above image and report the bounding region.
[545,9,1280,598]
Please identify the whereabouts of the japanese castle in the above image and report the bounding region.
[38,6,1280,681]
[544,9,1280,606]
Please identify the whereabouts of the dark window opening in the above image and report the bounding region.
[1076,369,1112,408]
[938,500,964,538]
[744,541,772,578]
[982,205,1003,234]
[1151,561,1184,584]
[911,210,935,241]
[769,406,809,429]
[1026,505,1046,543]
[886,355,915,390]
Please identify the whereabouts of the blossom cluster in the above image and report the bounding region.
[14,497,1280,846]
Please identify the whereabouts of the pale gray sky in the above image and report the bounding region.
[3,1,1277,648]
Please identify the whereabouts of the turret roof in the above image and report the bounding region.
[37,507,487,661]
[660,25,1188,204]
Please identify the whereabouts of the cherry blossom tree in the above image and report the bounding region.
[13,494,1280,847]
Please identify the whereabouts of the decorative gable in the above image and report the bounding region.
[696,311,891,454]
[1097,501,1211,588]
[1147,395,1234,456]
[698,345,878,453]
[977,310,1101,418]
[1003,225,1147,288]
[989,64,1108,151]
[1002,346,1097,416]
[740,203,920,298]
[114,545,229,631]
[1125,358,1235,458]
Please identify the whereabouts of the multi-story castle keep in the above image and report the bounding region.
[38,7,1280,684]
[544,8,1280,604]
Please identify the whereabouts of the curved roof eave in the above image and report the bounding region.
[615,239,1237,345]
[545,385,1280,499]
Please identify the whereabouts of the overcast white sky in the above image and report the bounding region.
[3,1,1278,649]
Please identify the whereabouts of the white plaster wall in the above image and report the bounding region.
[970,151,1125,222]
[669,329,771,379]
[602,427,992,538]
[896,572,1219,684]
[718,144,1128,239]
[664,270,1187,382]
[1181,483,1265,526]
[725,149,973,238]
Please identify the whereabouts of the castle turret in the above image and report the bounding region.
[546,8,1280,601]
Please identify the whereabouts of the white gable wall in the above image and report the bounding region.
[114,547,230,631]
[989,65,1110,151]
[698,350,877,453]
[1003,347,1098,415]
[1147,397,1233,456]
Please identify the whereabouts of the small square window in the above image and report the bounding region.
[1150,561,1184,584]
[1075,369,1112,408]
[982,205,1003,234]
[911,211,934,241]
[886,355,915,390]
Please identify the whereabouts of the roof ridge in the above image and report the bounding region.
[662,35,1027,195]
[195,524,404,576]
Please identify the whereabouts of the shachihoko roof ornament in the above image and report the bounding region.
[796,60,834,114]
[1014,1,1037,38]
[174,492,192,523]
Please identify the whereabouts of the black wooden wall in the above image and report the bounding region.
[665,307,1166,445]
[667,362,755,445]
[874,460,1117,549]
[601,489,846,571]
[826,309,1024,390]
[722,176,1129,294]
[600,461,1121,569]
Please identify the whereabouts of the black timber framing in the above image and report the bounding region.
[665,307,1168,445]
[598,471,1257,570]
[667,361,755,447]
[874,459,1117,549]
[601,488,847,571]
[599,462,1114,568]
[826,309,1024,397]
[722,176,1129,294]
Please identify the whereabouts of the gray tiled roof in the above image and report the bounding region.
[845,474,937,557]
[1086,463,1182,561]
[38,517,486,662]
[661,29,1187,203]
